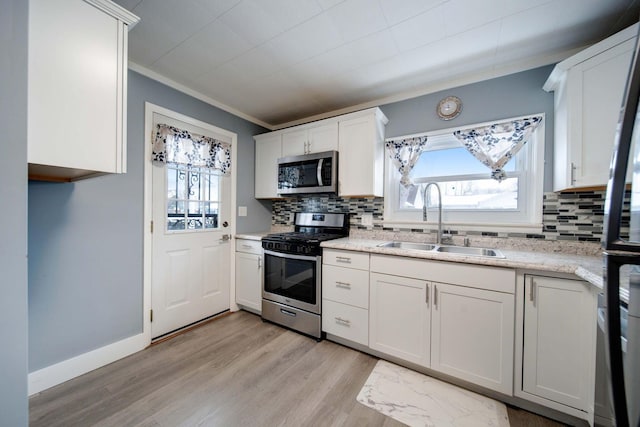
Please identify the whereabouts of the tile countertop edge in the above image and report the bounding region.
[321,238,605,290]
[235,232,270,241]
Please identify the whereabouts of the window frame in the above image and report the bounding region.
[383,114,545,233]
[164,163,222,233]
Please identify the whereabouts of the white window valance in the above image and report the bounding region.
[385,136,428,187]
[453,115,543,181]
[152,124,231,174]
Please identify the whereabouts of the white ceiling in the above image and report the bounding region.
[114,0,640,128]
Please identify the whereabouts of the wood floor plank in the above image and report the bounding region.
[29,311,568,427]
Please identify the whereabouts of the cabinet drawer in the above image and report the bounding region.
[236,239,262,255]
[322,265,369,309]
[323,249,369,270]
[322,300,368,346]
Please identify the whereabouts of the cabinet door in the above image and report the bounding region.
[235,252,262,312]
[308,122,338,153]
[282,123,338,156]
[282,128,308,157]
[562,38,635,189]
[255,133,282,199]
[29,0,124,174]
[338,114,384,197]
[369,273,430,367]
[522,275,595,410]
[431,282,514,395]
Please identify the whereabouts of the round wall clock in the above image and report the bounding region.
[436,96,462,120]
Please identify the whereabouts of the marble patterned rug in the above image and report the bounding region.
[357,360,510,427]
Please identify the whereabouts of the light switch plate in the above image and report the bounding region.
[361,213,373,226]
[238,206,247,217]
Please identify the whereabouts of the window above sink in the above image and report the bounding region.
[384,115,545,233]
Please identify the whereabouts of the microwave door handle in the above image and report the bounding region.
[317,158,323,186]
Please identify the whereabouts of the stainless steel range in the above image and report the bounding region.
[261,212,349,339]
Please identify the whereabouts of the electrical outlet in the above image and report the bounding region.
[361,213,373,226]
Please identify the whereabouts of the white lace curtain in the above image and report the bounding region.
[385,136,428,187]
[453,115,543,181]
[152,124,231,174]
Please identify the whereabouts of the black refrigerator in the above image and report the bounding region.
[602,23,640,427]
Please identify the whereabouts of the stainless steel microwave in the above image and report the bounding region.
[277,151,338,195]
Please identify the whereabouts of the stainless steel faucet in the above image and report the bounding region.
[422,182,443,245]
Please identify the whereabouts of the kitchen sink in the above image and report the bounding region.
[377,241,505,258]
[377,241,438,251]
[436,246,505,258]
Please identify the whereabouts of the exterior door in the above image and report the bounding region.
[151,112,232,338]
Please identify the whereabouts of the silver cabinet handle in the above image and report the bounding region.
[335,281,351,288]
[335,317,351,325]
[241,244,252,249]
[335,256,351,263]
[258,257,262,269]
[434,284,438,308]
[426,283,430,306]
[530,277,536,306]
[570,162,576,186]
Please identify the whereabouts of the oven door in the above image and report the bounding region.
[263,250,321,314]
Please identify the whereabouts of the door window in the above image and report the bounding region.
[166,164,220,232]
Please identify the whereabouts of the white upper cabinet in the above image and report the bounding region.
[28,0,139,181]
[254,133,283,199]
[253,107,387,199]
[282,122,338,157]
[544,24,637,191]
[338,108,387,197]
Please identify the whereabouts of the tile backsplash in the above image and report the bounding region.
[272,190,630,243]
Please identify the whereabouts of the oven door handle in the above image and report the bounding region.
[264,249,319,262]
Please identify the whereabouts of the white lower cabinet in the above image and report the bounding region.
[519,274,597,413]
[320,248,598,423]
[369,273,430,367]
[322,250,370,346]
[430,282,514,395]
[235,239,263,313]
[322,300,369,345]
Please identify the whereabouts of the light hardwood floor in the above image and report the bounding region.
[30,311,565,426]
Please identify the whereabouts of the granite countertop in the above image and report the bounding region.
[235,231,270,241]
[321,237,604,289]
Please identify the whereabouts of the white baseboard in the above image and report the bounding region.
[28,333,149,395]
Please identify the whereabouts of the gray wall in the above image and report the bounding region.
[0,0,29,425]
[28,70,269,371]
[380,65,555,191]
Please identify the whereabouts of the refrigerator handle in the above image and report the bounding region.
[604,254,630,427]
